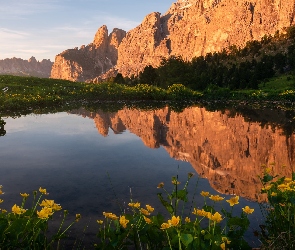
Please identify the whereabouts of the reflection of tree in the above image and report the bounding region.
[0,118,6,136]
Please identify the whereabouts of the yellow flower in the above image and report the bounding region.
[192,208,208,217]
[146,205,154,212]
[40,199,62,211]
[220,242,225,250]
[39,187,47,194]
[143,216,152,224]
[12,204,26,215]
[185,217,191,223]
[140,208,150,216]
[284,178,292,183]
[20,193,29,198]
[278,184,288,191]
[103,212,118,220]
[209,195,224,202]
[75,214,81,222]
[201,230,205,235]
[208,212,223,223]
[128,202,141,209]
[1,209,7,214]
[160,222,170,230]
[222,237,231,244]
[171,180,180,185]
[157,182,164,188]
[271,192,277,196]
[200,191,210,197]
[0,199,3,203]
[265,167,272,174]
[226,196,239,206]
[242,206,254,214]
[52,203,62,211]
[40,199,54,207]
[97,220,103,224]
[168,216,180,227]
[0,190,4,195]
[119,215,129,228]
[37,207,53,219]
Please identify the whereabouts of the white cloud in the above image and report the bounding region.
[0,28,29,39]
[15,49,50,55]
[0,0,60,20]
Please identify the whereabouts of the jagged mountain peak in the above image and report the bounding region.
[51,0,295,81]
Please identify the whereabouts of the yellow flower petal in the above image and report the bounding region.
[20,193,29,198]
[242,206,254,214]
[168,216,180,227]
[39,187,47,194]
[119,215,129,228]
[200,191,210,197]
[226,196,239,206]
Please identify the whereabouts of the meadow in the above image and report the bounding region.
[0,74,295,117]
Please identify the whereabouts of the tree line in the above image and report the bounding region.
[114,26,295,91]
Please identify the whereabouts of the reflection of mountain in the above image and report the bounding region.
[72,106,295,201]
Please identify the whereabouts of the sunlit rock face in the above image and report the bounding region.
[50,26,126,82]
[117,0,295,76]
[0,57,53,78]
[51,0,295,80]
[72,106,295,202]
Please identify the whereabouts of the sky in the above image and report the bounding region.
[0,0,174,62]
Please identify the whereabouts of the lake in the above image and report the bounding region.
[1,103,294,248]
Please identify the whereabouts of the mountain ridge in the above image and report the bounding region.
[0,57,53,78]
[51,0,295,81]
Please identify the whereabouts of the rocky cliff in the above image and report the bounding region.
[117,0,295,76]
[50,26,126,82]
[51,0,295,81]
[0,57,53,78]
[72,106,295,202]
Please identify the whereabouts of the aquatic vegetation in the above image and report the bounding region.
[258,165,295,249]
[94,174,254,250]
[1,168,294,249]
[0,186,79,249]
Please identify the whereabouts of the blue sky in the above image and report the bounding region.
[0,0,173,61]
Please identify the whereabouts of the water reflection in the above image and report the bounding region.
[72,106,295,202]
[1,104,294,247]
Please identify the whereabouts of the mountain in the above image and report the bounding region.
[117,0,295,77]
[0,57,53,78]
[51,0,295,81]
[50,26,126,82]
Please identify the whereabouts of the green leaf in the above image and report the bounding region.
[0,218,8,236]
[152,213,165,227]
[176,190,188,201]
[181,233,193,246]
[157,193,174,214]
[263,174,274,182]
[204,233,212,240]
[289,197,295,205]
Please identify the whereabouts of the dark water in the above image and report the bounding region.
[1,104,295,248]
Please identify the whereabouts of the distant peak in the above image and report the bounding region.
[93,25,109,46]
[28,56,37,63]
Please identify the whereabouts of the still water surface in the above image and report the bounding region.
[1,105,294,247]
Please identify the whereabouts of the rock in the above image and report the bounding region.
[52,0,295,80]
[50,26,126,82]
[0,57,53,78]
[117,0,295,77]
